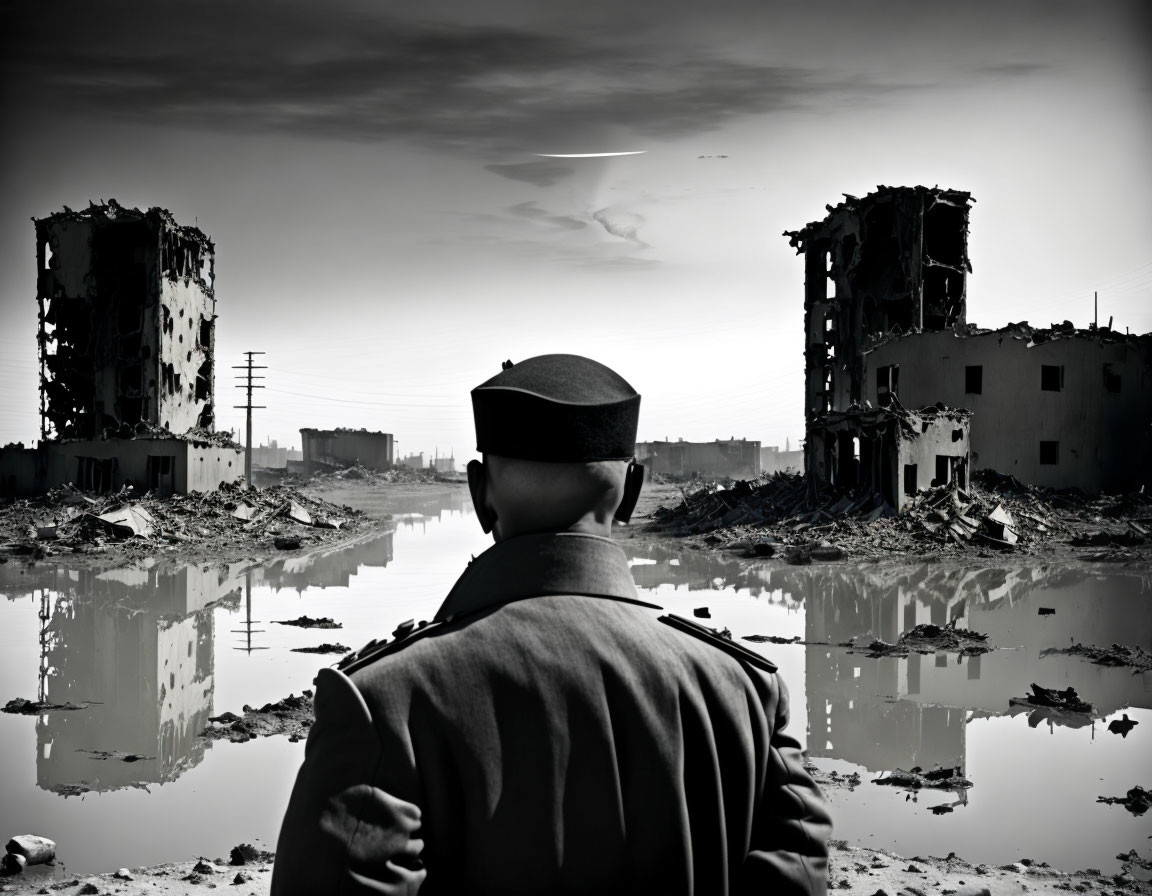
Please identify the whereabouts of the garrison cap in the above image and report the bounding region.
[472,354,640,462]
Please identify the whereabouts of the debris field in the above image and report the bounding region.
[645,469,1152,563]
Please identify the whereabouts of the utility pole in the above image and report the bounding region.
[233,351,266,489]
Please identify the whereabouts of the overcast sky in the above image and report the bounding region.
[2,0,1149,459]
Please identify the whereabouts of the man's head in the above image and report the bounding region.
[467,354,644,541]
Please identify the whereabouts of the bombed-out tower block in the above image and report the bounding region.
[0,200,244,497]
[784,186,974,420]
[785,187,975,509]
[36,200,218,441]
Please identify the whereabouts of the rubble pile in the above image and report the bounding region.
[0,480,376,562]
[203,692,315,743]
[646,470,1151,561]
[864,620,992,658]
[873,766,973,791]
[1009,683,1096,714]
[305,463,448,489]
[1041,642,1152,673]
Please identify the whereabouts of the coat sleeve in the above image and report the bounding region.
[271,668,427,896]
[740,674,833,895]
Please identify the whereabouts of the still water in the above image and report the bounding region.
[1,488,1149,875]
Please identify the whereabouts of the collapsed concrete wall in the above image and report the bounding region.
[863,323,1152,492]
[36,200,216,441]
[636,439,762,480]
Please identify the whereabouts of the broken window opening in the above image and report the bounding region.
[1039,441,1059,465]
[198,316,213,348]
[162,305,174,335]
[147,455,176,498]
[876,364,899,406]
[923,201,966,267]
[951,428,963,443]
[161,362,175,395]
[965,365,982,395]
[195,360,212,401]
[903,463,918,496]
[1040,365,1063,392]
[75,456,117,494]
[1103,363,1121,393]
[932,455,950,487]
[44,242,54,270]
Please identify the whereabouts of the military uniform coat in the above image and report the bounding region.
[272,532,832,895]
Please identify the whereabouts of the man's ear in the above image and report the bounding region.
[467,459,497,534]
[613,461,645,524]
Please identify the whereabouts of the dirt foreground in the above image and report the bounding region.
[2,845,1149,895]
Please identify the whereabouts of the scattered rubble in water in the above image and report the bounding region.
[864,620,992,658]
[1107,714,1140,738]
[2,697,91,715]
[1040,642,1152,673]
[873,766,973,791]
[79,750,149,762]
[0,480,377,563]
[1097,786,1151,816]
[646,470,1152,561]
[290,643,350,654]
[743,634,802,645]
[1010,683,1095,714]
[202,692,314,743]
[273,615,342,629]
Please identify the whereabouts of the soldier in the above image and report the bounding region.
[272,354,832,895]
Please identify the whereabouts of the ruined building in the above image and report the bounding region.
[635,438,762,480]
[0,201,243,496]
[785,186,1151,500]
[300,428,394,474]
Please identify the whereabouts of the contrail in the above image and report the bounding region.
[534,151,647,158]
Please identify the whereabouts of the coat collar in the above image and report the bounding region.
[434,531,660,622]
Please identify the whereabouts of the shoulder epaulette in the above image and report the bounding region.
[335,618,443,676]
[658,614,778,673]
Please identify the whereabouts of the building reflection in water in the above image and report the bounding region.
[22,561,250,794]
[2,515,417,796]
[626,550,1152,780]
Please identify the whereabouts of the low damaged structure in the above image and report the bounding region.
[300,428,394,474]
[862,322,1151,492]
[806,403,971,512]
[0,201,242,497]
[786,185,1151,500]
[636,438,761,480]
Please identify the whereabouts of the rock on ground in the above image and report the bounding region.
[2,845,1149,895]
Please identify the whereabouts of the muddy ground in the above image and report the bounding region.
[2,845,1148,895]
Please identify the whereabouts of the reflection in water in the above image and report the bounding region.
[628,553,1152,777]
[256,530,395,593]
[2,524,411,796]
[30,562,249,794]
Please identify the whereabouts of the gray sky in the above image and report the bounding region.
[2,0,1150,458]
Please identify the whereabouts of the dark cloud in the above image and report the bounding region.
[1,1,929,154]
[485,162,575,186]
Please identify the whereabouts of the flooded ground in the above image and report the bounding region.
[1,486,1149,877]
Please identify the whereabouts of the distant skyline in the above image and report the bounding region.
[2,1,1150,460]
